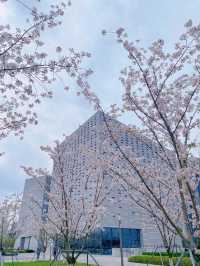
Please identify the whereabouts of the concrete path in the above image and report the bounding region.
[77,254,156,266]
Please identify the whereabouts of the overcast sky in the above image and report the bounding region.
[1,0,200,197]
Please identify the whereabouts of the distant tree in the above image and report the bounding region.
[0,194,21,249]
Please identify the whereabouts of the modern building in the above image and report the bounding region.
[15,111,183,254]
[14,176,51,250]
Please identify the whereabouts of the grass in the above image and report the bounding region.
[5,261,92,266]
[128,255,193,266]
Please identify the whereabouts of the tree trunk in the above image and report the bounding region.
[175,251,185,266]
[168,257,174,266]
[67,253,77,266]
[0,251,3,266]
[189,249,198,266]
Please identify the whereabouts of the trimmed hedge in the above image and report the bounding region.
[128,255,192,266]
[142,251,189,257]
[2,249,34,255]
[18,249,35,253]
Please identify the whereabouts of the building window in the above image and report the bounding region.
[70,227,141,255]
[20,236,32,249]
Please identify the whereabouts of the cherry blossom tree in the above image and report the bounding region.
[90,20,200,265]
[22,138,110,266]
[0,194,21,247]
[0,193,21,266]
[0,0,92,142]
[98,117,181,265]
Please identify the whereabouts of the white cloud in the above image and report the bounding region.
[0,1,14,21]
[1,0,200,195]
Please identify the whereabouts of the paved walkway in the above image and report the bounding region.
[78,254,156,266]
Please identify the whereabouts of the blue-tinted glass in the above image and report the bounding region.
[67,227,141,254]
[198,182,200,199]
[102,228,112,250]
[121,228,141,248]
[111,228,120,248]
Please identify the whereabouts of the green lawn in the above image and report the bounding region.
[5,261,92,266]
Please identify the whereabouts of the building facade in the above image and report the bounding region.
[15,176,51,250]
[16,111,177,254]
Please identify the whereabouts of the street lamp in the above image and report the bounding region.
[118,215,124,266]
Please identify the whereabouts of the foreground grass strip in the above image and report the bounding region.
[128,255,192,266]
[5,261,93,266]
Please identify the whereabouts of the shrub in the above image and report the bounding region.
[142,251,190,257]
[21,249,35,253]
[2,249,34,255]
[128,255,192,266]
